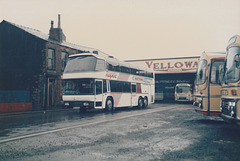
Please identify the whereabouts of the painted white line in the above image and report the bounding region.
[0,106,176,144]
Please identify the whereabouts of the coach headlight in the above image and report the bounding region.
[220,100,223,112]
[228,101,236,117]
[83,102,89,106]
[228,102,232,110]
[65,102,70,106]
[228,102,236,109]
[231,110,234,116]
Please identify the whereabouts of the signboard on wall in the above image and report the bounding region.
[126,57,200,74]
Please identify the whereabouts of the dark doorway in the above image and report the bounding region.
[48,79,55,108]
[155,73,196,102]
[164,86,175,100]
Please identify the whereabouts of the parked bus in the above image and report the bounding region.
[175,83,192,102]
[221,35,240,124]
[194,52,225,116]
[62,53,155,112]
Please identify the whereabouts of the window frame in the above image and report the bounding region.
[47,48,56,70]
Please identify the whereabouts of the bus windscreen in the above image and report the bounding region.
[64,55,105,73]
[63,78,94,95]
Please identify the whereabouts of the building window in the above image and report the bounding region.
[48,49,55,70]
[61,52,68,72]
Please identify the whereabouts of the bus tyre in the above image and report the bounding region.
[143,97,148,108]
[138,97,144,109]
[105,97,114,111]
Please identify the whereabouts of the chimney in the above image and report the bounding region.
[51,21,54,28]
[58,14,61,28]
[48,14,66,42]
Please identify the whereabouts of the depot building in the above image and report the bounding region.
[126,56,200,101]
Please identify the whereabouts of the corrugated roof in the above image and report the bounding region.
[3,20,110,57]
[1,20,153,72]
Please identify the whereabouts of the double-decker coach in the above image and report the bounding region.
[62,52,155,112]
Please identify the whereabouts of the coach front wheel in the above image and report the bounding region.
[105,97,114,111]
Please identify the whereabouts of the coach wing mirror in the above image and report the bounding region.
[234,55,240,68]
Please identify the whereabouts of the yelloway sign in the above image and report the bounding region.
[127,57,199,74]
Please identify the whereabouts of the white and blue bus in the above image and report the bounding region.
[62,53,155,112]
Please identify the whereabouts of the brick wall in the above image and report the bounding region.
[43,42,80,108]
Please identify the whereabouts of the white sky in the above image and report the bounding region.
[1,0,240,60]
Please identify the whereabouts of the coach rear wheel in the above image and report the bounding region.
[138,97,144,109]
[143,97,148,108]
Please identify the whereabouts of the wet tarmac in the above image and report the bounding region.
[1,103,240,160]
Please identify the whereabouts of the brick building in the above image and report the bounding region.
[0,15,99,112]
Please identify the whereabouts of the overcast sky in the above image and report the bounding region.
[1,0,240,60]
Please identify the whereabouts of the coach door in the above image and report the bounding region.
[95,80,103,107]
[131,83,137,106]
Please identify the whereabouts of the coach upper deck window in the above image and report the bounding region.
[64,55,105,73]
